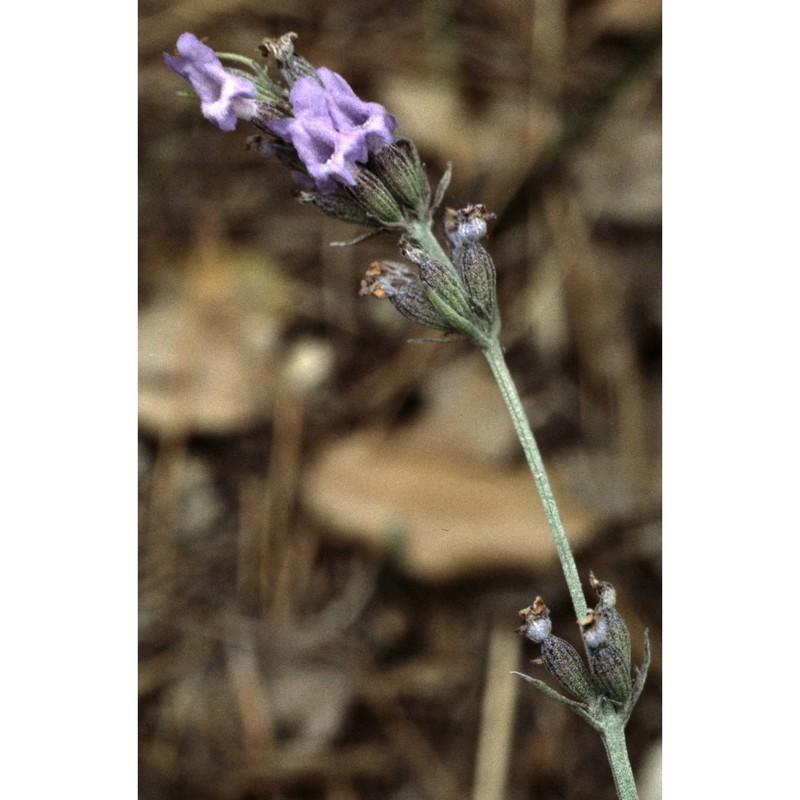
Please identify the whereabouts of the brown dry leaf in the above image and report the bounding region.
[303,428,599,582]
[139,246,298,437]
[139,297,279,437]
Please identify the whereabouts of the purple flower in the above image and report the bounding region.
[269,67,397,192]
[164,33,258,132]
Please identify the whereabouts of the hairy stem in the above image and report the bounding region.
[482,336,588,621]
[601,712,639,800]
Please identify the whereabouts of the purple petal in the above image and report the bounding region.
[317,68,397,150]
[164,32,257,131]
[287,118,363,192]
[287,74,335,124]
[268,67,398,192]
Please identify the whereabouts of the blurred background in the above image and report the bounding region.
[139,1,661,799]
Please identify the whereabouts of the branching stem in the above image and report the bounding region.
[407,219,455,267]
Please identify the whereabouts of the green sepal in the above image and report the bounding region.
[418,256,474,321]
[370,139,431,218]
[625,629,650,724]
[454,241,499,331]
[345,169,406,227]
[540,635,597,704]
[587,643,632,704]
[426,286,490,347]
[602,608,632,672]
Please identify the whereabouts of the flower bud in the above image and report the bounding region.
[580,610,632,703]
[359,262,451,331]
[345,169,406,227]
[370,139,431,218]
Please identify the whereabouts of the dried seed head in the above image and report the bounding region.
[589,572,615,605]
[580,609,632,703]
[396,235,490,343]
[515,596,552,643]
[515,598,597,706]
[440,205,500,334]
[444,204,495,248]
[258,32,317,85]
[579,610,609,649]
[587,573,631,669]
[359,261,451,331]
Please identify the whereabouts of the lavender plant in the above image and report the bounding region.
[164,31,650,799]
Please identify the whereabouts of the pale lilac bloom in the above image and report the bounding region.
[164,33,258,132]
[269,67,397,192]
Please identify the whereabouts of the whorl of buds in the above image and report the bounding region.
[517,580,641,709]
[393,212,499,346]
[398,236,484,337]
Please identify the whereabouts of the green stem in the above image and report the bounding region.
[601,713,639,800]
[484,337,641,800]
[407,218,454,267]
[482,336,588,621]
